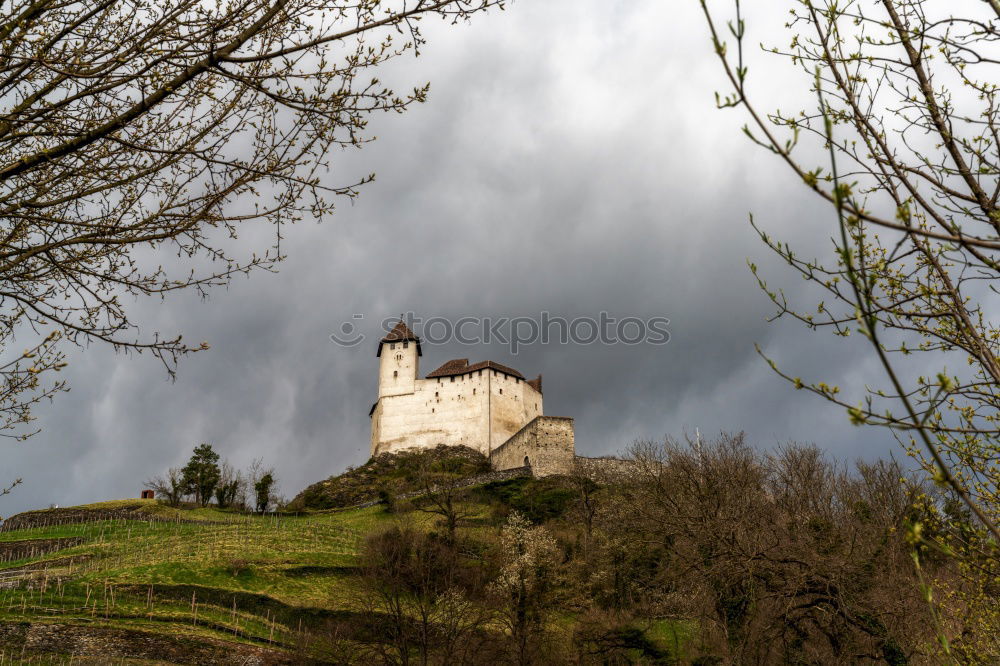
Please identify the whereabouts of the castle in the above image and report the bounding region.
[369,320,576,476]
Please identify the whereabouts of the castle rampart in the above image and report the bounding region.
[573,455,639,481]
[490,416,575,477]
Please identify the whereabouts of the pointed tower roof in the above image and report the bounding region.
[376,317,422,356]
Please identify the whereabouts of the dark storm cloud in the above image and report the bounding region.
[2,0,897,518]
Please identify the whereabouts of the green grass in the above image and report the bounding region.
[4,498,246,525]
[0,502,405,656]
[646,618,697,659]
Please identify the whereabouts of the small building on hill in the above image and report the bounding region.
[369,319,575,476]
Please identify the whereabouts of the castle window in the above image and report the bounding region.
[499,388,503,395]
[403,341,408,349]
[473,388,476,395]
[393,370,398,378]
[478,370,482,377]
[435,391,439,397]
[450,377,455,383]
[432,408,435,413]
[391,343,395,350]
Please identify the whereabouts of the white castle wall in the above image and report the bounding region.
[370,343,543,456]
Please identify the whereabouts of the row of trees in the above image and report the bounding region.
[146,444,278,513]
[301,433,990,664]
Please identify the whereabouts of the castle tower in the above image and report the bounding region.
[377,318,421,398]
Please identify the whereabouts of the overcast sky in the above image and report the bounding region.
[3,0,900,518]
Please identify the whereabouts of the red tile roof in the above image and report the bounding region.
[381,320,418,343]
[377,319,422,357]
[427,358,524,379]
[425,359,542,394]
[465,360,523,379]
[425,358,472,377]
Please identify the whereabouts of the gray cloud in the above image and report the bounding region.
[2,0,898,518]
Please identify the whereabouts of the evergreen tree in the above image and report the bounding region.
[182,444,221,507]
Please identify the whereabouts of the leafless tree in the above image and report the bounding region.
[356,525,492,665]
[414,456,476,544]
[567,464,601,544]
[0,0,505,487]
[699,0,1000,544]
[214,460,245,509]
[145,466,186,507]
[602,434,940,664]
[247,456,278,512]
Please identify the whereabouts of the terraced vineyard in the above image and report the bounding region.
[0,500,402,663]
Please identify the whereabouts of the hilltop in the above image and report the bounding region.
[1,499,240,532]
[287,445,493,511]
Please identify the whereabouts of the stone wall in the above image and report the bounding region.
[490,416,575,477]
[573,455,640,481]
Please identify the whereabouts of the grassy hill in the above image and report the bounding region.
[0,438,957,664]
[2,437,982,664]
[0,447,690,664]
